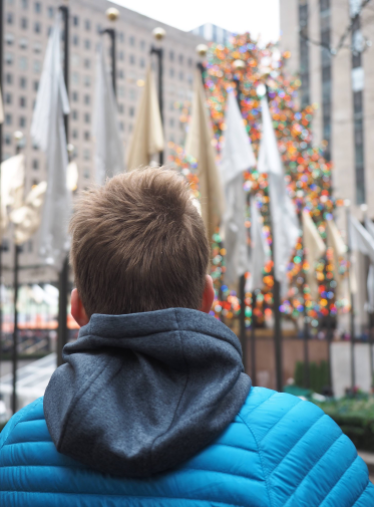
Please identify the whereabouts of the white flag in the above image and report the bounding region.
[127,65,164,171]
[302,209,326,300]
[247,196,271,292]
[185,70,224,245]
[364,217,374,311]
[350,214,374,263]
[93,43,124,184]
[0,154,25,235]
[258,96,300,296]
[31,15,71,269]
[10,181,47,245]
[220,90,256,285]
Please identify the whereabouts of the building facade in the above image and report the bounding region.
[280,0,374,332]
[1,0,204,284]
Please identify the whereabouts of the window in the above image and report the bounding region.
[179,54,184,65]
[72,91,79,102]
[5,52,14,64]
[84,131,90,141]
[21,18,28,30]
[96,24,102,34]
[84,169,90,179]
[118,32,124,43]
[179,71,184,81]
[119,121,124,131]
[169,68,174,78]
[85,20,91,31]
[33,80,38,91]
[32,159,39,169]
[6,13,13,25]
[118,86,125,97]
[84,76,91,87]
[129,106,135,117]
[84,58,90,69]
[119,51,124,61]
[140,58,145,68]
[72,54,79,67]
[4,133,12,145]
[72,72,79,85]
[73,16,79,26]
[130,54,135,65]
[19,76,27,88]
[33,60,41,73]
[169,50,174,61]
[5,33,14,45]
[188,58,192,67]
[34,2,41,13]
[83,149,90,161]
[118,104,124,114]
[73,35,79,46]
[19,38,28,49]
[129,89,136,101]
[84,113,90,123]
[19,56,28,70]
[5,73,12,84]
[34,22,41,34]
[21,0,28,8]
[140,40,146,51]
[84,94,90,105]
[20,96,27,108]
[72,129,78,139]
[5,114,12,125]
[129,35,135,46]
[84,39,91,50]
[169,118,174,127]
[1,239,10,252]
[72,110,78,120]
[5,93,12,104]
[47,6,54,18]
[19,116,26,127]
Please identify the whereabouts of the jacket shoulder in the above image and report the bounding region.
[239,387,374,506]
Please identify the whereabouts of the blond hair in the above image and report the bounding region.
[69,167,209,317]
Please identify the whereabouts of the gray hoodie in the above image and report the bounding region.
[44,308,251,478]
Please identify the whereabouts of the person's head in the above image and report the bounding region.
[69,167,214,326]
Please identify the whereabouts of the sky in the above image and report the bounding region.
[112,0,280,44]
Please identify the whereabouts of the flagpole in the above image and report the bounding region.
[299,210,310,388]
[102,8,119,97]
[150,28,165,166]
[233,66,248,373]
[57,4,69,367]
[11,130,24,414]
[325,223,333,391]
[0,0,3,384]
[345,201,356,391]
[360,203,374,383]
[265,87,283,393]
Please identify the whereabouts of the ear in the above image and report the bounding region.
[71,288,90,327]
[200,275,215,314]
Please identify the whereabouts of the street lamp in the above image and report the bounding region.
[150,27,166,165]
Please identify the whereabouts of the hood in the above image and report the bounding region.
[44,308,251,478]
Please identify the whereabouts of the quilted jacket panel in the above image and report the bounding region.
[1,387,373,506]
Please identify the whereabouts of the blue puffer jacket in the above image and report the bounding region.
[1,390,373,506]
[1,309,373,506]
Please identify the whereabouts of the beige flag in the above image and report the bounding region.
[126,65,164,171]
[10,181,47,245]
[1,154,25,235]
[185,70,224,245]
[0,86,4,125]
[326,218,351,300]
[302,209,326,300]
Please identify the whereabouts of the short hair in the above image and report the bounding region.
[69,167,209,317]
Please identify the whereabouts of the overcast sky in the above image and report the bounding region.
[112,0,280,43]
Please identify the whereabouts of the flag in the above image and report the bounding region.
[302,209,326,300]
[0,154,25,235]
[247,195,271,292]
[9,181,47,245]
[126,65,164,171]
[93,43,124,184]
[185,70,224,245]
[31,15,71,269]
[258,95,299,296]
[350,214,374,263]
[326,219,348,299]
[220,90,256,285]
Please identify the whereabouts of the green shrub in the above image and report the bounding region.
[294,360,330,394]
